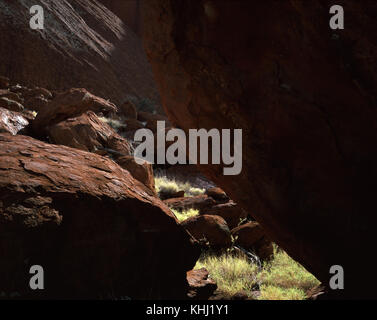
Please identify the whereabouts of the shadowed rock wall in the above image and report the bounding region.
[141,0,377,298]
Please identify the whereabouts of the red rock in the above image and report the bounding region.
[19,87,52,102]
[187,268,217,300]
[205,187,229,202]
[106,135,134,158]
[170,190,185,199]
[0,0,159,107]
[231,222,265,247]
[116,155,155,192]
[0,97,24,112]
[24,96,49,113]
[164,195,217,213]
[0,91,23,104]
[253,237,274,261]
[232,222,273,260]
[32,88,117,136]
[0,107,29,135]
[0,133,199,299]
[203,201,248,229]
[48,111,132,157]
[158,188,185,200]
[142,0,377,297]
[26,87,53,100]
[181,215,232,248]
[98,0,142,35]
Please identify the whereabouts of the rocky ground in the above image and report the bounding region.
[0,74,278,299]
[1,0,376,300]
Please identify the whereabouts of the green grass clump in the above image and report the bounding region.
[155,176,205,199]
[257,246,320,300]
[194,245,320,300]
[258,286,307,300]
[195,252,259,299]
[172,208,199,222]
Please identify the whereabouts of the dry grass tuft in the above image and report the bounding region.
[195,245,320,300]
[195,252,259,299]
[155,176,205,199]
[172,208,199,222]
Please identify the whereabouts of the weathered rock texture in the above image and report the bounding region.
[202,201,248,230]
[0,97,24,112]
[0,107,29,135]
[32,88,117,137]
[181,215,232,249]
[186,268,217,300]
[116,155,155,193]
[98,0,142,35]
[232,222,274,261]
[0,133,199,299]
[142,0,377,298]
[0,0,159,106]
[48,111,132,156]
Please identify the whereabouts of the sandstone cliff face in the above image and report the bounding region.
[0,133,198,299]
[142,0,377,298]
[98,0,142,35]
[0,0,159,106]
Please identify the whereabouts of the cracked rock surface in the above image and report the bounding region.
[0,133,199,299]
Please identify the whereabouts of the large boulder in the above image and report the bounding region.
[0,0,159,107]
[32,88,117,136]
[202,201,248,230]
[205,187,229,203]
[0,133,199,299]
[142,0,377,298]
[48,111,132,156]
[115,155,155,192]
[231,222,274,260]
[181,215,232,248]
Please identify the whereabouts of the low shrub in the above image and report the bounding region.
[172,208,199,222]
